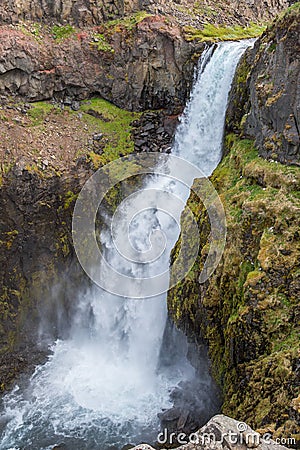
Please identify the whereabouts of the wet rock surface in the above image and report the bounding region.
[0,96,182,393]
[168,5,300,445]
[0,161,92,392]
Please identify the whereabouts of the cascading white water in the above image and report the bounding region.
[0,40,253,450]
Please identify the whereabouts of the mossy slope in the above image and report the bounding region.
[168,136,300,443]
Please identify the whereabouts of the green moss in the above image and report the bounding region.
[268,41,277,52]
[168,134,300,437]
[27,101,59,125]
[184,22,266,42]
[56,233,71,257]
[64,190,78,210]
[193,2,218,18]
[18,22,44,42]
[102,11,151,34]
[80,97,140,167]
[23,97,141,175]
[51,24,75,41]
[90,34,115,53]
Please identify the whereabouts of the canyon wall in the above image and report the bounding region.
[0,0,288,26]
[168,3,300,444]
[0,0,298,444]
[0,0,140,25]
[0,16,199,112]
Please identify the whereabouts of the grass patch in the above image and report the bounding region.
[80,98,140,167]
[18,22,44,41]
[51,24,75,40]
[23,98,140,168]
[90,34,114,53]
[102,11,151,33]
[184,22,266,42]
[27,102,59,125]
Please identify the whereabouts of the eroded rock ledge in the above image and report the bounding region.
[0,0,288,27]
[227,3,300,164]
[0,15,200,112]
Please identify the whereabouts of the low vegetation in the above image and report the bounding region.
[51,24,75,40]
[80,97,140,167]
[168,135,300,441]
[102,11,151,34]
[90,34,115,53]
[184,22,266,42]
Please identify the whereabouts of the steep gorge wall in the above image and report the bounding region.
[0,0,297,434]
[227,3,300,164]
[145,0,289,27]
[0,0,141,25]
[0,160,94,391]
[168,3,300,444]
[0,0,288,26]
[0,16,199,112]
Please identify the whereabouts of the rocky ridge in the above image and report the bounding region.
[145,0,289,29]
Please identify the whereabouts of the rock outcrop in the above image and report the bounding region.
[132,415,291,449]
[0,0,141,26]
[0,16,199,112]
[0,158,93,391]
[0,96,182,392]
[145,0,288,28]
[227,3,300,163]
[0,0,288,27]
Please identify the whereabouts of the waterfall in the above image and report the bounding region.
[0,40,253,450]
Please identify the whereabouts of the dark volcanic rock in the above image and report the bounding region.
[0,0,139,26]
[0,0,288,28]
[0,162,92,392]
[132,110,179,153]
[227,4,300,164]
[168,4,300,444]
[0,17,201,113]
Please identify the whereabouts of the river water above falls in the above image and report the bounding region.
[0,40,253,450]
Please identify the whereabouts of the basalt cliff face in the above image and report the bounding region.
[227,4,300,164]
[168,3,300,446]
[0,0,140,25]
[0,16,199,112]
[0,0,288,26]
